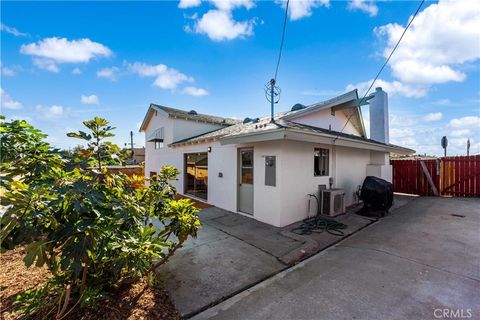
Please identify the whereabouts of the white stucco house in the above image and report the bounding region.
[140,87,414,227]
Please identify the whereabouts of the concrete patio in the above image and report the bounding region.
[155,195,415,317]
[193,197,480,320]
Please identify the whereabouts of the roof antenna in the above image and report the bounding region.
[265,79,281,123]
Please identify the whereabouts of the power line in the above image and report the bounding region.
[334,0,425,142]
[274,0,290,82]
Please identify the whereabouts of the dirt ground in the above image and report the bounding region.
[0,246,180,320]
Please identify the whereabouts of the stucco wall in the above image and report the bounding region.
[145,140,238,212]
[250,141,284,226]
[172,118,225,143]
[291,109,360,136]
[144,111,392,228]
[276,140,332,227]
[334,146,371,206]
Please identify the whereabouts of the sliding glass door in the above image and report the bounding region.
[184,153,208,200]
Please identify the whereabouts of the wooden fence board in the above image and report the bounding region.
[391,156,480,197]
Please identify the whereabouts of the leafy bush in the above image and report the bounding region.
[0,116,201,319]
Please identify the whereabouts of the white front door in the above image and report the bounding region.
[238,148,254,214]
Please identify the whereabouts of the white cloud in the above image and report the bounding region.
[179,0,202,8]
[32,58,60,73]
[127,62,193,89]
[181,86,209,96]
[0,88,23,110]
[194,9,255,41]
[276,0,329,21]
[346,78,427,98]
[80,94,100,105]
[347,0,378,17]
[432,99,451,106]
[375,0,480,86]
[450,129,472,137]
[209,0,254,11]
[2,66,15,76]
[35,105,66,119]
[449,116,480,128]
[424,112,442,122]
[97,67,119,81]
[72,67,82,75]
[390,127,415,139]
[0,23,27,37]
[20,37,112,72]
[181,0,256,41]
[35,105,70,120]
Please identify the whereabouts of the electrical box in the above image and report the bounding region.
[265,156,276,186]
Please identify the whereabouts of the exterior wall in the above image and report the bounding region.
[334,146,371,206]
[291,109,360,136]
[250,141,284,227]
[145,140,238,213]
[172,118,225,143]
[144,110,393,228]
[277,140,333,227]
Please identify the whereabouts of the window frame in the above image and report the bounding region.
[154,141,164,149]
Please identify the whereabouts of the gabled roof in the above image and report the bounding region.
[139,104,240,132]
[169,112,414,155]
[282,89,368,137]
[141,90,414,154]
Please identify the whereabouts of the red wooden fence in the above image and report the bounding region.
[390,155,480,197]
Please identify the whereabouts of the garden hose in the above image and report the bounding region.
[291,215,348,236]
[291,193,348,236]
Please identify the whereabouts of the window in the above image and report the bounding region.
[154,141,164,149]
[314,148,329,176]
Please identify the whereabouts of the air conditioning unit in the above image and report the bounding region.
[319,187,346,217]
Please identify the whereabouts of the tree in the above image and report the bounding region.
[0,116,201,319]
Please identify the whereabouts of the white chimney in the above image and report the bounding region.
[369,87,389,144]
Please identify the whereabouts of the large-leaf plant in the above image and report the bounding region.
[0,116,201,319]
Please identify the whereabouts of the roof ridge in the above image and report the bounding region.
[150,103,241,123]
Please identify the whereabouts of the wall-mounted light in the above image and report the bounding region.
[207,146,212,153]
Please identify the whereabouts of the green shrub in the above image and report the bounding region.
[0,116,201,319]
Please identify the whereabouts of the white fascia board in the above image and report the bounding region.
[285,129,415,154]
[218,126,414,154]
[282,90,358,120]
[139,105,169,132]
[219,129,286,145]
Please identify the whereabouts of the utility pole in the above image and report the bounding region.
[130,131,135,162]
[467,138,471,156]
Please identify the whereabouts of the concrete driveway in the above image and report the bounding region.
[193,197,480,320]
[156,204,378,317]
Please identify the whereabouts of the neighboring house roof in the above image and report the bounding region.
[133,148,145,156]
[139,104,240,132]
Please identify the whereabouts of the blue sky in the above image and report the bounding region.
[1,0,479,155]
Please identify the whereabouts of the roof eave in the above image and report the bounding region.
[219,127,414,154]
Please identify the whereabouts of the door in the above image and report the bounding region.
[238,148,254,214]
[184,153,208,200]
